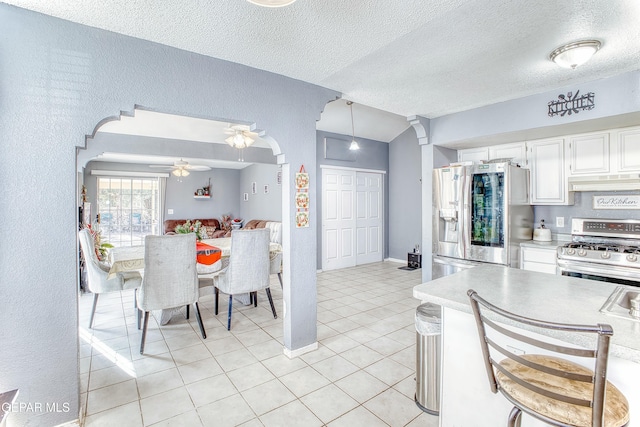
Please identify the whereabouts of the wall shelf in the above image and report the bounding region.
[193,195,210,199]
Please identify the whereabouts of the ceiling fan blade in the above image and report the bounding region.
[185,165,211,171]
[149,165,175,170]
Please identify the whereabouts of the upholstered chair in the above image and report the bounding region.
[265,221,283,287]
[78,229,142,329]
[213,229,276,330]
[137,233,206,354]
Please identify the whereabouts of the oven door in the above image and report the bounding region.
[557,259,640,287]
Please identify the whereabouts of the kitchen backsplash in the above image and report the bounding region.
[533,190,640,233]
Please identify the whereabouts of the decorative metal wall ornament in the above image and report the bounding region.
[548,90,595,117]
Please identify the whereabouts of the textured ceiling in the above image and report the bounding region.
[6,0,640,143]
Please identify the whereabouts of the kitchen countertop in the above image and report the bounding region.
[519,239,563,248]
[413,264,640,362]
[519,233,570,248]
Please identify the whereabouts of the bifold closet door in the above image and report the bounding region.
[322,168,383,271]
[355,172,383,265]
[322,168,356,271]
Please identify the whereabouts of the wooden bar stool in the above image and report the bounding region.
[467,289,629,427]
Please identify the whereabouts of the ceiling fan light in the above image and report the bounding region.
[225,135,235,147]
[172,169,189,177]
[234,133,246,147]
[549,40,601,69]
[247,0,296,7]
[244,136,255,147]
[349,140,360,151]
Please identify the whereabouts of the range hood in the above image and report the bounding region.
[568,174,640,192]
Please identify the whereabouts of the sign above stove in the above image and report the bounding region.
[593,195,640,210]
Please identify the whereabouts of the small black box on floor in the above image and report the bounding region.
[408,252,422,269]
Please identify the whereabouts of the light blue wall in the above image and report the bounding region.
[83,161,242,222]
[430,71,640,145]
[165,169,241,220]
[315,130,390,267]
[388,127,422,261]
[239,163,282,222]
[533,191,640,235]
[0,5,337,425]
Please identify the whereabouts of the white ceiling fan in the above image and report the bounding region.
[223,124,259,161]
[149,159,211,177]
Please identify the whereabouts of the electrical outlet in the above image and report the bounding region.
[556,216,565,228]
[168,209,174,215]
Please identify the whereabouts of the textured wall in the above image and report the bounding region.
[0,5,337,426]
[388,127,422,260]
[430,71,640,145]
[239,164,282,222]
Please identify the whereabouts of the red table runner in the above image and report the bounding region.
[196,242,221,265]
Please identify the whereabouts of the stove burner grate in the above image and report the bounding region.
[563,243,640,253]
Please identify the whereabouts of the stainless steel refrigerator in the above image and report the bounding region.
[432,162,533,279]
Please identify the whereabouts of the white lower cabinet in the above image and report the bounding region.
[520,245,558,275]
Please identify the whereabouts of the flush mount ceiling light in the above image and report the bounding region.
[346,101,360,151]
[247,0,297,7]
[549,40,601,69]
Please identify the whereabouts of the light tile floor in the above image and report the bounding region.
[78,261,439,426]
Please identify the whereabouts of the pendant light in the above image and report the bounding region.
[346,101,360,151]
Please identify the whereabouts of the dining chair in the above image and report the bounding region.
[137,233,206,354]
[467,289,629,427]
[78,229,142,329]
[212,228,276,330]
[270,251,283,288]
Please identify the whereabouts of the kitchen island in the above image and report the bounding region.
[413,264,640,427]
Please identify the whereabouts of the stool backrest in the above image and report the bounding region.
[467,289,613,427]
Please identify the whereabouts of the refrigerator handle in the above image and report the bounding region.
[461,169,471,256]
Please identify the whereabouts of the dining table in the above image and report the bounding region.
[106,237,282,325]
[107,237,282,279]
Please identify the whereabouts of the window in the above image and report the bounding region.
[97,177,160,247]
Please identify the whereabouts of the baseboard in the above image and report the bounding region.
[385,258,405,264]
[283,342,318,359]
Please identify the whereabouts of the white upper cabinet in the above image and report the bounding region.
[568,131,610,175]
[568,126,640,175]
[613,126,640,173]
[458,147,489,163]
[528,138,573,205]
[488,142,527,168]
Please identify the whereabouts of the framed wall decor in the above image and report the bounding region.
[295,165,310,228]
[264,184,269,194]
[243,192,249,202]
[251,182,257,194]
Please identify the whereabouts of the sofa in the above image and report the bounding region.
[163,218,282,243]
[163,218,226,239]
